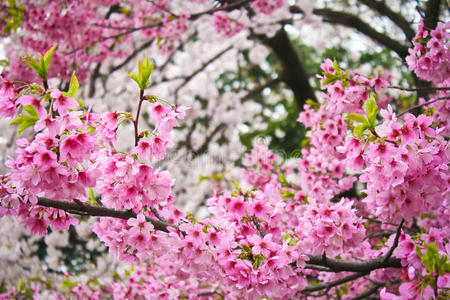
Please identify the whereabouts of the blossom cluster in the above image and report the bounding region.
[0,17,449,300]
[406,20,450,85]
[295,199,367,257]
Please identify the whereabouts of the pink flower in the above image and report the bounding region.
[50,89,78,115]
[133,140,151,160]
[229,196,246,217]
[248,233,278,256]
[17,95,46,118]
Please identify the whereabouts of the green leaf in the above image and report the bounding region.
[131,56,155,90]
[363,94,378,125]
[332,58,340,73]
[141,56,154,85]
[353,124,367,138]
[43,43,58,71]
[346,113,367,124]
[322,73,340,86]
[198,175,210,184]
[10,110,39,135]
[306,99,320,109]
[241,243,251,253]
[66,72,79,98]
[0,59,10,67]
[23,105,38,117]
[128,72,141,86]
[17,116,39,135]
[22,55,41,75]
[17,278,26,291]
[87,188,96,204]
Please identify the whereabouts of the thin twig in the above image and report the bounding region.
[149,207,168,223]
[302,272,369,292]
[134,89,145,146]
[389,85,450,92]
[252,216,266,237]
[382,219,404,264]
[398,97,449,116]
[349,283,384,300]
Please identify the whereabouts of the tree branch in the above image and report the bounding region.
[358,0,415,40]
[312,8,410,60]
[423,0,442,30]
[350,282,384,300]
[307,220,404,272]
[398,96,449,117]
[306,254,401,273]
[241,77,283,102]
[36,198,177,233]
[382,219,404,264]
[302,272,368,292]
[389,86,450,92]
[171,45,233,102]
[257,27,317,110]
[194,123,227,156]
[290,6,409,60]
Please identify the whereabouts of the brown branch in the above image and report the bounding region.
[134,89,145,146]
[241,77,283,102]
[304,264,333,272]
[194,123,226,156]
[170,46,232,104]
[256,27,317,110]
[307,220,404,273]
[382,219,404,264]
[302,272,369,292]
[350,282,384,300]
[102,0,251,40]
[313,8,410,59]
[306,254,401,273]
[358,0,415,40]
[389,86,450,92]
[109,40,154,74]
[398,96,449,117]
[171,45,232,83]
[37,198,177,233]
[252,216,266,237]
[423,0,442,30]
[290,6,409,60]
[149,207,168,223]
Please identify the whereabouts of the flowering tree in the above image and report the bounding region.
[0,0,449,299]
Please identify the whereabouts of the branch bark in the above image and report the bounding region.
[302,271,368,292]
[37,198,176,233]
[257,27,317,110]
[311,8,410,60]
[358,0,415,40]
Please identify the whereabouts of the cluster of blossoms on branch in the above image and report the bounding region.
[0,8,449,300]
[1,0,289,85]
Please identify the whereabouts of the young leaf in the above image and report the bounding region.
[128,72,141,87]
[43,43,58,71]
[332,58,340,73]
[17,116,39,135]
[346,113,367,124]
[10,106,39,135]
[363,94,378,125]
[22,56,41,75]
[66,72,79,98]
[353,124,367,138]
[22,105,38,117]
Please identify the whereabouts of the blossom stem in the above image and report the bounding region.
[134,89,145,146]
